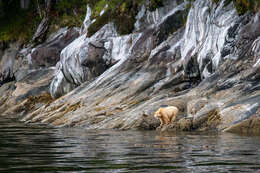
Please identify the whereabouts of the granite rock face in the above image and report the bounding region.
[0,68,55,117]
[0,43,20,85]
[30,27,79,68]
[49,23,141,98]
[134,0,184,32]
[1,0,260,134]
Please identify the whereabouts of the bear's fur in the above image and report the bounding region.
[154,106,179,127]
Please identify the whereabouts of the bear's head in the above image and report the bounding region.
[154,109,162,119]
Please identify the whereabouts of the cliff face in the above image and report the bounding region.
[1,0,260,134]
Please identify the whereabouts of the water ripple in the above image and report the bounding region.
[0,117,260,172]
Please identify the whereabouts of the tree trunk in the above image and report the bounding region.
[45,0,53,16]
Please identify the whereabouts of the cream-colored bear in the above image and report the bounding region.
[154,106,179,126]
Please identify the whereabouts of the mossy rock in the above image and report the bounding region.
[87,0,170,37]
[87,10,111,36]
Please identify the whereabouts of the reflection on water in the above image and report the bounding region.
[0,117,260,173]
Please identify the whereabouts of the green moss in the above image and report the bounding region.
[186,1,194,12]
[87,0,146,36]
[92,0,107,18]
[63,102,81,114]
[88,10,111,36]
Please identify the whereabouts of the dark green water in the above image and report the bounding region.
[0,117,260,173]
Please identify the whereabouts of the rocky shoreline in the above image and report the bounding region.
[1,0,260,134]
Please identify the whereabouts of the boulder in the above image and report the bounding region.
[0,43,19,85]
[50,23,140,98]
[134,0,184,31]
[30,27,79,68]
[187,98,209,117]
[0,68,55,116]
[49,62,76,98]
[181,0,242,79]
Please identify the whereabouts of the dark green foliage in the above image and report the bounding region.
[0,0,43,42]
[87,0,146,36]
[211,0,221,4]
[148,0,164,11]
[87,10,111,36]
[49,0,88,30]
[54,0,88,13]
[0,0,171,42]
[212,0,260,15]
[0,0,88,43]
[232,0,260,15]
[113,1,140,35]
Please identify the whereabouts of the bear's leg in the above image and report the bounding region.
[170,113,175,123]
[164,114,170,124]
[159,118,164,127]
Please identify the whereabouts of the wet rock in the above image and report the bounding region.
[187,98,209,117]
[0,81,16,107]
[223,115,260,134]
[192,102,223,130]
[218,96,260,131]
[138,111,160,130]
[178,117,193,131]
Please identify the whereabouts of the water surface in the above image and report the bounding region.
[0,117,260,172]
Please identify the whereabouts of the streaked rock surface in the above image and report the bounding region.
[30,27,79,68]
[1,0,260,134]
